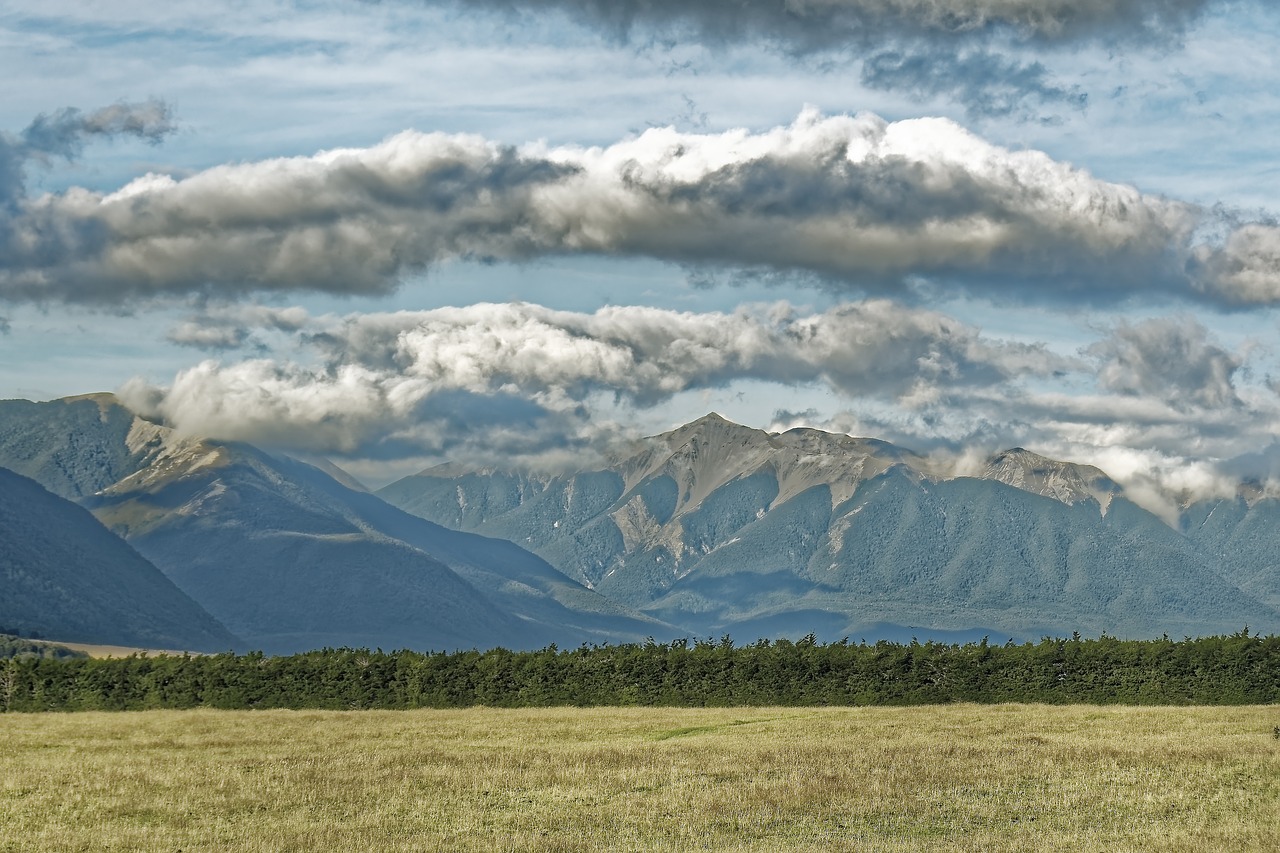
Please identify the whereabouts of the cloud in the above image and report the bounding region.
[127,295,1280,510]
[859,48,1086,119]
[1191,223,1280,305]
[1085,317,1242,410]
[768,386,1279,523]
[126,298,1064,458]
[0,99,177,207]
[9,108,1273,307]
[166,304,312,350]
[438,0,1213,117]
[764,308,1278,510]
[166,322,250,350]
[447,1,1214,48]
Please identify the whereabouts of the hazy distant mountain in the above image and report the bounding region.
[379,413,1279,642]
[0,396,671,653]
[0,466,237,651]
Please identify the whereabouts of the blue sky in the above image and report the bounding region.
[2,0,1279,508]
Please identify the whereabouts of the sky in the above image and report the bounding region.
[1,0,1279,511]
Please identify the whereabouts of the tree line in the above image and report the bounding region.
[3,631,1277,712]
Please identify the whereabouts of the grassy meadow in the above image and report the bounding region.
[1,704,1277,852]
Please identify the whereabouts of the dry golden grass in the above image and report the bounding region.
[29,640,198,659]
[1,704,1277,852]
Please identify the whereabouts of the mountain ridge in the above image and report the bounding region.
[0,465,239,651]
[379,412,1280,642]
[0,396,675,653]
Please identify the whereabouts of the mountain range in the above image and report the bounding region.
[0,395,668,653]
[1,398,1277,651]
[378,413,1280,643]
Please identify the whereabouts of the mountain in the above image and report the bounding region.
[379,413,1280,642]
[1181,493,1280,614]
[7,398,1274,650]
[0,393,148,500]
[0,466,238,650]
[0,396,671,654]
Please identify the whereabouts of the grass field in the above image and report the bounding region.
[2,705,1277,852]
[28,640,195,659]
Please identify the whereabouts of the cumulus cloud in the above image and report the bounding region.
[126,299,1065,458]
[1085,317,1243,410]
[129,293,1280,509]
[10,108,1272,307]
[1191,224,1280,305]
[769,389,1280,522]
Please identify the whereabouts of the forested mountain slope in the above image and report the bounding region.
[0,466,238,651]
[0,396,671,653]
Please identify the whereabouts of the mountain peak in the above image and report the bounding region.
[655,412,772,450]
[982,447,1120,510]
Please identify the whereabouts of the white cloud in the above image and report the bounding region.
[13,109,1271,306]
[128,298,1064,457]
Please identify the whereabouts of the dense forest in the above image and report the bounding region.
[2,632,1278,712]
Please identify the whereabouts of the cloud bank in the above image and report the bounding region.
[123,297,1278,506]
[125,299,1063,457]
[4,108,1274,307]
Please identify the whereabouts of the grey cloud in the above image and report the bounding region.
[9,110,1258,307]
[1,132,574,303]
[1191,224,1280,305]
[860,48,1086,119]
[441,0,1211,117]
[166,304,313,350]
[448,1,1214,48]
[20,100,176,161]
[313,300,1067,403]
[0,315,9,335]
[124,296,1280,510]
[0,100,176,207]
[1085,317,1242,410]
[166,322,250,350]
[772,382,1279,521]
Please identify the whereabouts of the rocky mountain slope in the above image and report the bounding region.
[379,414,1279,642]
[0,466,238,651]
[0,396,670,653]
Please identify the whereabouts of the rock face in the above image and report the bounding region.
[379,413,1280,642]
[0,466,238,651]
[0,396,671,653]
